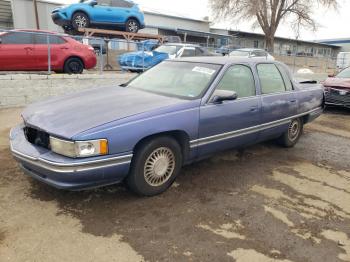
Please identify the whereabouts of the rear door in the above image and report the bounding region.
[197,64,262,156]
[256,63,297,139]
[33,34,68,71]
[0,31,35,70]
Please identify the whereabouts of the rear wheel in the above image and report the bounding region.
[277,118,303,147]
[126,136,182,196]
[72,12,90,30]
[64,57,84,74]
[125,19,140,33]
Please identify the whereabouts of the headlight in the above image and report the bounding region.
[50,137,108,158]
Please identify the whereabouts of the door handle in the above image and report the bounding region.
[60,47,69,50]
[24,47,33,50]
[250,106,258,112]
[289,99,297,103]
[107,8,112,11]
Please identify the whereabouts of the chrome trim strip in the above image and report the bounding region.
[11,144,132,173]
[190,107,323,148]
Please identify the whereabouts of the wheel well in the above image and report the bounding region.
[64,56,85,68]
[72,10,90,20]
[133,131,191,163]
[126,16,140,25]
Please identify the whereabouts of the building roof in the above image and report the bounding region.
[316,38,350,45]
[173,56,276,65]
[211,28,340,49]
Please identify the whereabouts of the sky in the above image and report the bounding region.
[58,0,350,41]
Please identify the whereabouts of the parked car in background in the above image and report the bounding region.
[52,0,145,33]
[0,30,97,74]
[118,43,218,72]
[323,67,350,109]
[10,57,324,196]
[336,52,350,71]
[229,48,275,60]
[215,45,238,56]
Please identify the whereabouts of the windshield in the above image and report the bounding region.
[336,68,350,78]
[229,50,250,57]
[127,61,221,99]
[154,45,180,55]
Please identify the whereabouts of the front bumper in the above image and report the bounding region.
[51,12,71,27]
[325,88,350,108]
[10,125,132,190]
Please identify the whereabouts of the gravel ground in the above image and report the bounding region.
[0,107,349,262]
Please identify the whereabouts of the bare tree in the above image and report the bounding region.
[209,0,338,52]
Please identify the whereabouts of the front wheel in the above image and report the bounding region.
[126,137,182,196]
[125,19,140,33]
[72,12,90,30]
[277,118,303,147]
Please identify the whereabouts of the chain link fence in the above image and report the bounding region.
[0,29,341,76]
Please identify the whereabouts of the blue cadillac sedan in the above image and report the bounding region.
[10,57,324,196]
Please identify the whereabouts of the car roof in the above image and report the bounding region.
[235,48,267,52]
[171,56,279,66]
[163,43,201,48]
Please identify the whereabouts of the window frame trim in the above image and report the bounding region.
[207,63,258,104]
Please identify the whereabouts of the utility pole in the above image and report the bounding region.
[33,0,40,29]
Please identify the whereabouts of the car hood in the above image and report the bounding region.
[323,77,350,90]
[22,86,185,139]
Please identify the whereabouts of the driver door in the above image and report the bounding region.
[197,64,262,156]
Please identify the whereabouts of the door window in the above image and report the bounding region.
[195,47,204,56]
[34,34,65,45]
[111,0,133,7]
[216,65,256,98]
[0,32,33,44]
[97,0,111,6]
[257,64,286,94]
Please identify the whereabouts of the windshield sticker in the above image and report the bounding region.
[192,66,215,75]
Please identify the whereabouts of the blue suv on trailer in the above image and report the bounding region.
[52,0,145,33]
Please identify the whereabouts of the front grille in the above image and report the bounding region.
[24,126,50,149]
[325,89,350,108]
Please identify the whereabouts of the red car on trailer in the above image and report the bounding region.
[0,30,97,74]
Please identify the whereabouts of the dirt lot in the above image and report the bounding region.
[0,107,349,262]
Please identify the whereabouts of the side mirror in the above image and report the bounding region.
[89,0,97,6]
[0,38,2,44]
[211,90,238,104]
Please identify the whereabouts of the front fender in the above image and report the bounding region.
[73,103,200,156]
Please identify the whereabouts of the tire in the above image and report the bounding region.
[72,12,90,30]
[126,136,183,196]
[64,57,84,74]
[277,118,303,147]
[125,18,140,33]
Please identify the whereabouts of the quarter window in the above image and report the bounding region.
[0,32,33,44]
[257,64,286,94]
[216,65,256,99]
[276,64,293,91]
[181,48,196,57]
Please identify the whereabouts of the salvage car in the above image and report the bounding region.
[10,57,324,196]
[323,67,350,108]
[118,43,218,72]
[229,48,275,60]
[52,0,145,33]
[0,30,97,74]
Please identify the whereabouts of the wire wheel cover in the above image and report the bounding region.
[144,147,175,187]
[288,120,300,141]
